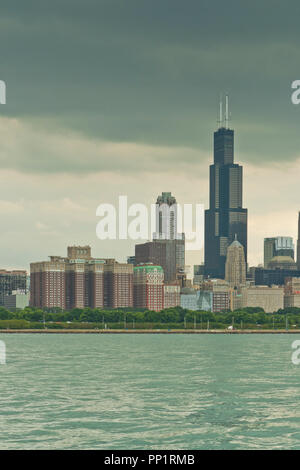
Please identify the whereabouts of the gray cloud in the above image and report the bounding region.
[0,0,299,166]
[0,117,210,174]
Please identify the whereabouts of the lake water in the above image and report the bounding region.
[0,333,299,450]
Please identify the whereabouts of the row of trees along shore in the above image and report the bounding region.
[0,306,299,329]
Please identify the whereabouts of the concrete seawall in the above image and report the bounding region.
[0,329,300,334]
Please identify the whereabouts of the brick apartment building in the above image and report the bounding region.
[133,264,164,312]
[30,246,133,309]
[104,260,133,308]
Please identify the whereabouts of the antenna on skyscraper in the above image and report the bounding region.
[225,94,232,128]
[225,94,229,128]
[218,93,223,128]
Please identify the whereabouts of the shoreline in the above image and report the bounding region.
[0,329,300,334]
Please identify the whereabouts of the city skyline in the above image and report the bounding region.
[1,1,300,454]
[0,0,300,270]
[2,140,300,272]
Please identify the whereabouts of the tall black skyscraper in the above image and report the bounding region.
[205,96,247,278]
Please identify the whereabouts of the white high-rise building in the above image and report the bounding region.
[153,192,183,240]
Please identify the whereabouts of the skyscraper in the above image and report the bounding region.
[225,235,246,287]
[153,192,183,241]
[205,96,247,278]
[264,238,276,268]
[135,238,185,283]
[135,191,185,283]
[264,236,295,268]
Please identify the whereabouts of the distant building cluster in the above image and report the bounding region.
[3,100,300,315]
[29,245,181,312]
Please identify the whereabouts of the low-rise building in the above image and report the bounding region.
[198,291,213,311]
[180,288,198,310]
[4,291,29,311]
[284,277,300,308]
[243,286,284,313]
[230,286,246,311]
[0,269,28,306]
[180,281,230,312]
[163,282,180,308]
[201,280,230,312]
[284,295,300,308]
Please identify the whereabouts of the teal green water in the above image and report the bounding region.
[0,334,300,450]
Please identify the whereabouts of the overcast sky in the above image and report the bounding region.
[0,0,300,270]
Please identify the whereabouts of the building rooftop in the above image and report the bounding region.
[228,234,243,248]
[134,264,163,272]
